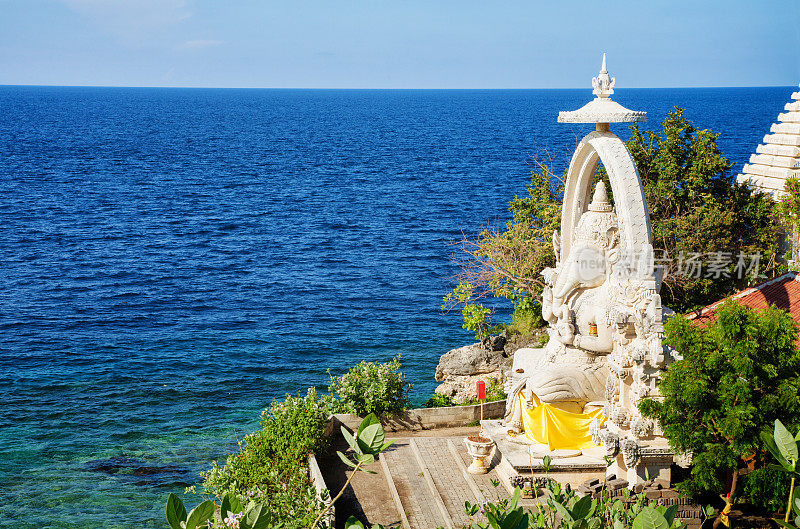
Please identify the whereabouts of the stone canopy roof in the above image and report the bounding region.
[557,54,646,125]
[736,83,800,198]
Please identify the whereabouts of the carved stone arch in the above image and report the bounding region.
[560,131,652,261]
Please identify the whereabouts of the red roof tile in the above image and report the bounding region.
[686,272,800,340]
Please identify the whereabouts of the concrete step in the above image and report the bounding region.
[381,440,452,529]
[412,438,474,528]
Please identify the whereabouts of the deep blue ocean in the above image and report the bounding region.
[0,86,792,528]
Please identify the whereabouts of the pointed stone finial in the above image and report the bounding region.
[588,181,613,212]
[592,53,615,98]
[558,55,645,124]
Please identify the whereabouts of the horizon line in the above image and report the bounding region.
[0,83,796,90]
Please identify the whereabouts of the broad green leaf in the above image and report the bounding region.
[220,494,231,519]
[344,516,366,529]
[588,518,602,529]
[241,503,271,529]
[769,462,797,474]
[773,520,795,529]
[357,453,375,465]
[763,432,793,471]
[379,440,395,452]
[185,500,215,529]
[551,499,574,524]
[508,487,521,510]
[664,505,678,526]
[774,420,799,462]
[357,413,380,437]
[357,423,385,454]
[337,450,358,468]
[614,521,626,529]
[221,492,242,520]
[228,493,243,516]
[499,508,524,529]
[166,493,187,529]
[632,506,669,529]
[572,520,588,529]
[571,494,594,520]
[341,426,362,456]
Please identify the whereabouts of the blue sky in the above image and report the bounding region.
[1,0,799,88]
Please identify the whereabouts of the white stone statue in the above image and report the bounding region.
[503,55,675,485]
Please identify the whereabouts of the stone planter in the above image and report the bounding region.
[464,435,495,474]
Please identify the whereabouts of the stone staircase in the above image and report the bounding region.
[377,436,509,529]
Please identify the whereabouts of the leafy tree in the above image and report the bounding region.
[628,108,782,311]
[444,108,783,329]
[639,301,800,508]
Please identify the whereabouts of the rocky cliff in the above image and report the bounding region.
[433,331,545,403]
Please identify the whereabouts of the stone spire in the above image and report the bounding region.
[592,53,615,98]
[588,180,613,212]
[736,82,800,198]
[558,54,645,127]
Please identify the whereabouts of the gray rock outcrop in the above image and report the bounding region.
[433,330,546,403]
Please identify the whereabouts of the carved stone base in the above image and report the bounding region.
[608,445,674,486]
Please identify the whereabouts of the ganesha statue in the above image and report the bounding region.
[501,55,675,485]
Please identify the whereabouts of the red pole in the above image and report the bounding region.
[477,380,486,425]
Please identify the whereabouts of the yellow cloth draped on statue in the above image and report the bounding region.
[518,394,606,451]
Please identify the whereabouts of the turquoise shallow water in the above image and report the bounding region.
[0,86,792,527]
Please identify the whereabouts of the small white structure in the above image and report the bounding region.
[736,83,800,198]
[500,55,675,486]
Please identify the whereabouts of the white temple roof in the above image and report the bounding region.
[558,54,646,125]
[736,83,800,198]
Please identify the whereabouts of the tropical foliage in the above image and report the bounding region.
[639,301,800,509]
[200,387,337,527]
[761,419,800,526]
[627,108,781,311]
[192,358,411,528]
[312,414,394,528]
[329,356,412,417]
[460,471,689,529]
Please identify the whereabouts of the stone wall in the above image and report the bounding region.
[326,399,506,434]
[308,453,333,526]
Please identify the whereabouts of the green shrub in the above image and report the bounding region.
[193,358,414,526]
[329,356,411,417]
[200,388,338,527]
[424,393,454,408]
[640,301,800,508]
[508,303,545,335]
[461,479,690,528]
